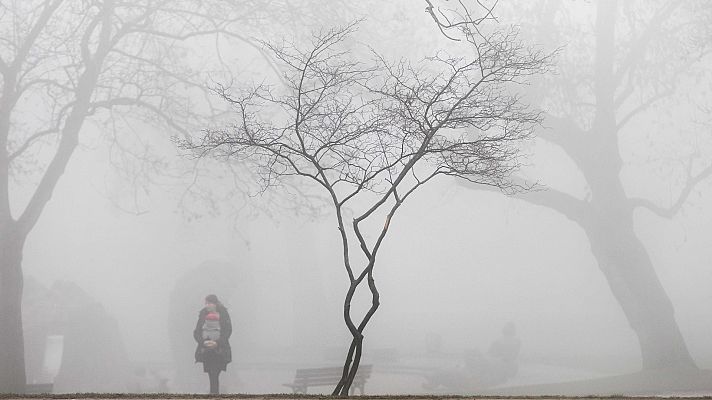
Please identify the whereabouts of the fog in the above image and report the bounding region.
[2,0,712,396]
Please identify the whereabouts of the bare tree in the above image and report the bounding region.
[0,0,346,392]
[432,0,712,372]
[186,21,550,394]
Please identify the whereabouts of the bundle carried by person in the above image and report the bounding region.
[201,303,221,351]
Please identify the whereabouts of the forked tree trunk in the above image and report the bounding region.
[333,286,365,396]
[333,272,379,396]
[0,223,27,393]
[333,336,363,396]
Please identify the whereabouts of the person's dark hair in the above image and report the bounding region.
[205,294,219,304]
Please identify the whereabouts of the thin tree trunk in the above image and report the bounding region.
[333,281,362,396]
[341,339,363,396]
[0,223,27,393]
[333,268,379,396]
[333,336,363,396]
[333,338,357,395]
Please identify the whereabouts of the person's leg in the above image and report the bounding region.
[208,369,220,394]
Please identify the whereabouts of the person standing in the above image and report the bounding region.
[194,294,232,394]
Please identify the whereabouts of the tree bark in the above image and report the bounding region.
[1,71,25,391]
[333,281,363,396]
[0,222,27,393]
[457,0,700,373]
[581,0,696,370]
[333,336,361,396]
[582,202,697,370]
[334,266,379,395]
[0,45,92,395]
[484,180,700,370]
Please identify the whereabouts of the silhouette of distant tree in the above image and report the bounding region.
[441,0,712,371]
[0,0,351,392]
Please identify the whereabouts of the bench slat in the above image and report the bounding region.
[292,377,367,385]
[283,365,372,394]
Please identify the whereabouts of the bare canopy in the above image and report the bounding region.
[185,20,550,394]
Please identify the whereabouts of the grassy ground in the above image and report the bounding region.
[1,396,711,400]
[481,369,712,397]
[3,369,711,399]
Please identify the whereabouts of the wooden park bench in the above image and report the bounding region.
[283,364,372,394]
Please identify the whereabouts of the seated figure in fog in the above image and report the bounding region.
[423,322,521,391]
[485,322,521,383]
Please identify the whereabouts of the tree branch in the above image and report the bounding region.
[613,0,684,90]
[537,112,588,161]
[459,175,589,224]
[616,86,674,130]
[11,0,63,72]
[630,160,712,218]
[424,0,499,42]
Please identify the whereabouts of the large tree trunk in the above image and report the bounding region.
[462,0,699,373]
[0,223,27,393]
[0,40,98,392]
[583,206,697,370]
[581,0,695,371]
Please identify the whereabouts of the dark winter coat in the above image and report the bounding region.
[193,304,232,371]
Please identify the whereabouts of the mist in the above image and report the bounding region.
[2,0,711,396]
